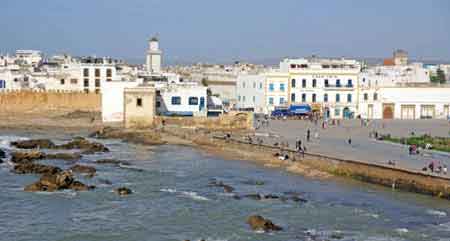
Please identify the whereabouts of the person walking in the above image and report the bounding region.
[306,129,311,142]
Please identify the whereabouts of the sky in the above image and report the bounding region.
[1,0,449,65]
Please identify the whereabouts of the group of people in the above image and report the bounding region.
[424,160,448,175]
[255,118,270,130]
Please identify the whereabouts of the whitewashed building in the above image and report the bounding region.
[236,74,266,113]
[156,83,208,117]
[236,57,361,117]
[358,87,450,119]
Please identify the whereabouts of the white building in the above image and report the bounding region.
[359,63,430,88]
[156,83,208,116]
[15,50,42,66]
[236,74,266,113]
[358,87,450,119]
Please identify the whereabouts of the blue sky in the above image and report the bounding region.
[1,0,449,64]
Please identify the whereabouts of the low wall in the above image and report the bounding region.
[155,112,254,131]
[0,90,101,112]
[211,136,450,199]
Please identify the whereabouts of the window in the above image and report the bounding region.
[83,68,89,77]
[83,79,89,87]
[336,94,340,103]
[347,79,353,87]
[253,96,256,102]
[188,97,198,105]
[268,97,274,105]
[324,79,329,87]
[259,82,263,89]
[280,97,285,104]
[253,82,256,88]
[136,98,143,107]
[70,79,78,84]
[60,79,65,85]
[336,79,341,87]
[302,79,306,88]
[242,82,246,88]
[95,79,100,87]
[243,96,246,101]
[347,94,352,103]
[335,108,341,117]
[312,79,317,88]
[171,96,181,105]
[95,68,100,77]
[302,93,306,102]
[364,93,368,101]
[106,69,112,78]
[324,94,328,102]
[238,96,241,101]
[269,83,274,91]
[291,79,296,88]
[312,93,316,103]
[291,93,295,102]
[280,83,285,91]
[373,93,378,101]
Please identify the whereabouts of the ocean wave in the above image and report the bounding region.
[0,135,29,149]
[395,228,409,234]
[160,188,177,193]
[437,221,450,231]
[180,191,209,201]
[160,188,209,201]
[426,209,447,217]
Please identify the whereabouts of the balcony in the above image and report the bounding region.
[324,84,354,89]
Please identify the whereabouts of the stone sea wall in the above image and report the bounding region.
[154,112,254,131]
[210,136,450,199]
[0,90,101,112]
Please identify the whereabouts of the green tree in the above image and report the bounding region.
[430,68,446,84]
[201,78,208,86]
[436,68,446,84]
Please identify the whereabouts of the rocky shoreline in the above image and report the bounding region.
[0,127,307,236]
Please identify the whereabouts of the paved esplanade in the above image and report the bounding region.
[255,119,450,177]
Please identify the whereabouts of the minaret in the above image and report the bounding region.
[146,36,162,73]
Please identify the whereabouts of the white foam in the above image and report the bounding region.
[437,221,450,231]
[426,209,447,217]
[160,188,209,201]
[180,191,209,201]
[160,188,177,193]
[0,135,29,149]
[395,228,409,234]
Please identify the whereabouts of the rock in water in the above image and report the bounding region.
[243,194,262,200]
[57,137,109,153]
[45,152,82,161]
[115,187,132,196]
[14,163,62,175]
[69,181,94,191]
[24,170,92,192]
[10,151,45,163]
[70,164,97,174]
[247,215,283,232]
[95,159,131,166]
[0,148,6,158]
[11,139,55,149]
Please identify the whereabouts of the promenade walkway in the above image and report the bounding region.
[254,119,450,177]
